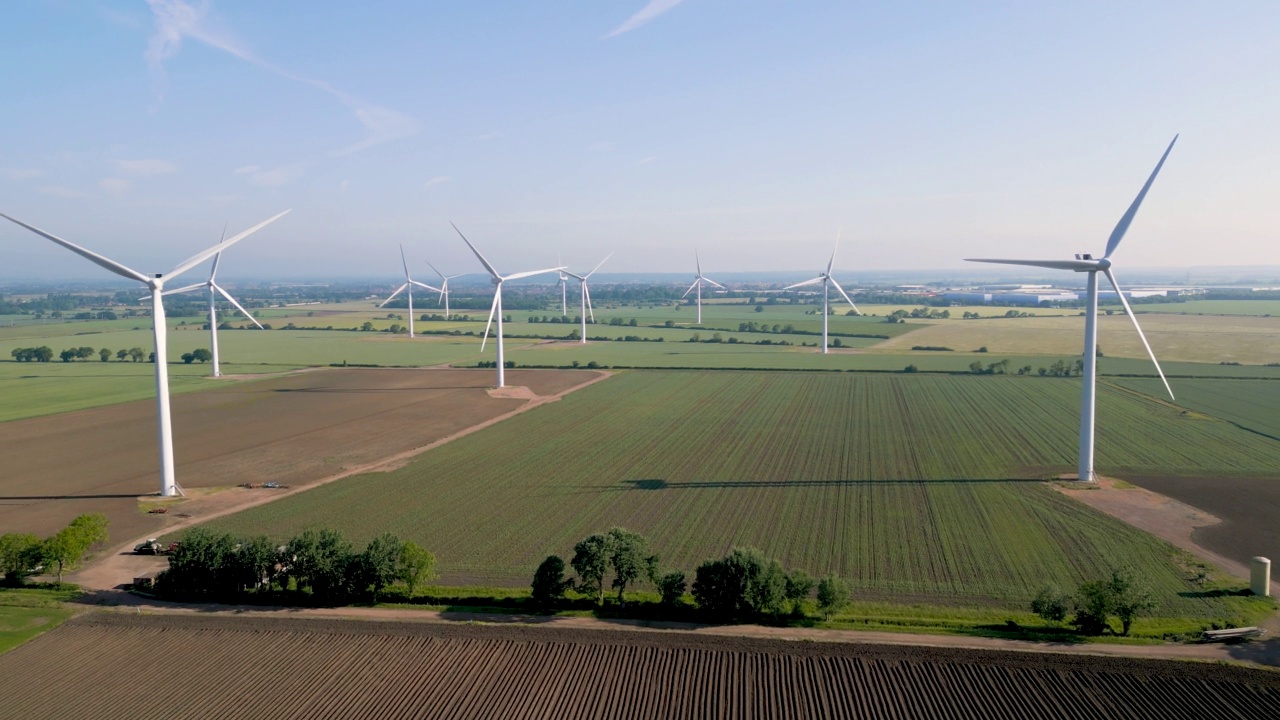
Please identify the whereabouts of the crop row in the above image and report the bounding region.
[2,616,1276,719]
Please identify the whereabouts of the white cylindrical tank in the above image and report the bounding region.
[1251,557,1271,597]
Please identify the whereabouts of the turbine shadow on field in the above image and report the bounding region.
[595,478,1048,492]
[271,386,484,393]
[0,494,147,500]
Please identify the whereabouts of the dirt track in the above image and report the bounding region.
[2,612,1276,720]
[1,367,600,542]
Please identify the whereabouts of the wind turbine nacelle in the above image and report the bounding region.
[490,277,501,286]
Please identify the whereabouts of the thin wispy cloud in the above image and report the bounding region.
[423,176,451,189]
[1,168,45,181]
[604,0,687,39]
[639,156,657,165]
[145,0,417,155]
[117,159,178,176]
[36,185,90,199]
[248,163,306,187]
[233,165,259,175]
[99,178,132,195]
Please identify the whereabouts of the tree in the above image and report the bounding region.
[531,555,572,608]
[607,528,655,605]
[99,348,111,362]
[159,528,236,598]
[116,349,129,361]
[571,533,612,606]
[34,346,53,362]
[360,321,375,331]
[658,571,686,606]
[191,348,212,363]
[0,533,43,586]
[692,547,789,619]
[1030,586,1070,624]
[397,541,437,597]
[1107,568,1155,636]
[181,353,195,364]
[59,349,76,363]
[1070,579,1113,635]
[128,347,145,362]
[784,569,814,615]
[285,528,355,602]
[816,575,851,620]
[231,536,279,593]
[356,533,403,601]
[40,514,109,585]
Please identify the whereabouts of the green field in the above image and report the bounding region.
[1134,299,1280,317]
[201,371,1280,619]
[1113,377,1280,439]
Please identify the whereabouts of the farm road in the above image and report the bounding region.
[3,367,602,542]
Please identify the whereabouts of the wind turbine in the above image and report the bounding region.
[564,253,613,344]
[785,232,860,354]
[0,210,289,496]
[379,244,441,338]
[158,236,264,378]
[682,250,723,324]
[967,135,1178,482]
[425,259,463,319]
[557,254,569,317]
[451,223,564,387]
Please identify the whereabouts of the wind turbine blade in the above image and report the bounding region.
[451,222,502,279]
[1104,135,1178,259]
[584,283,595,322]
[563,270,587,281]
[695,249,701,277]
[504,266,565,281]
[966,258,1100,271]
[784,276,825,290]
[827,229,841,275]
[481,290,500,352]
[1103,268,1173,400]
[379,283,408,307]
[399,244,411,281]
[701,276,725,289]
[0,213,150,284]
[437,280,446,305]
[425,258,446,282]
[410,280,442,293]
[209,222,227,280]
[160,282,207,297]
[829,277,860,313]
[214,283,264,329]
[586,252,613,279]
[681,279,700,299]
[168,210,290,279]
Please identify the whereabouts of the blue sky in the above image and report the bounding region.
[1,1,1277,280]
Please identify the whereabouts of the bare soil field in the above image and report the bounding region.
[1122,474,1280,576]
[0,368,597,541]
[1,613,1275,720]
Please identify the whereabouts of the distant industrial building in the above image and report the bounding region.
[943,290,1078,306]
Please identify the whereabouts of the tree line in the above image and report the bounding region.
[531,528,853,621]
[154,527,436,604]
[9,346,213,364]
[0,514,109,586]
[1030,568,1155,635]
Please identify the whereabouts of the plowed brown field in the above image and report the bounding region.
[0,368,593,541]
[1,613,1276,719]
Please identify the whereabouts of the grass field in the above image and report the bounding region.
[201,371,1280,619]
[0,587,78,655]
[1134,299,1280,316]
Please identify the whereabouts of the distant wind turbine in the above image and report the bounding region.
[452,223,564,387]
[564,253,613,344]
[785,232,860,354]
[967,135,1178,482]
[159,233,263,377]
[682,250,723,324]
[424,259,463,318]
[0,210,289,496]
[558,254,569,316]
[379,244,441,338]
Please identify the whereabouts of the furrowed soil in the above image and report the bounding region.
[0,367,598,541]
[1,612,1276,720]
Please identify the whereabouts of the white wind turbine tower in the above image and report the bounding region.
[452,223,564,388]
[379,244,441,338]
[158,238,264,378]
[564,253,613,344]
[967,135,1178,483]
[682,250,724,324]
[785,232,860,354]
[558,254,569,316]
[424,260,463,319]
[0,210,289,496]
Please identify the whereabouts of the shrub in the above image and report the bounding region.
[531,555,572,608]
